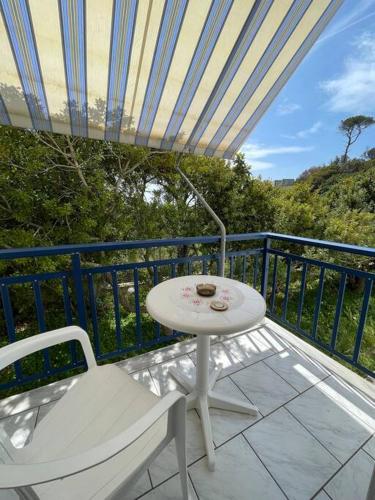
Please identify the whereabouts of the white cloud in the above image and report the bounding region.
[246,159,274,170]
[296,121,323,138]
[242,144,314,158]
[277,100,301,115]
[280,133,296,140]
[320,32,375,113]
[282,121,323,140]
[241,143,313,170]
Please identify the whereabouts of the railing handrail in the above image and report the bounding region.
[0,232,374,260]
[0,234,264,260]
[266,233,375,258]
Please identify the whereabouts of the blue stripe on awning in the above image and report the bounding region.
[59,0,88,137]
[223,0,342,159]
[185,0,273,153]
[0,94,11,125]
[135,0,188,146]
[0,0,343,158]
[205,0,312,156]
[105,0,137,142]
[160,0,233,151]
[0,0,51,131]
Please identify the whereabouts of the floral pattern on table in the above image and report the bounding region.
[178,282,237,311]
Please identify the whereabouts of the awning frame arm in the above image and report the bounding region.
[175,164,226,277]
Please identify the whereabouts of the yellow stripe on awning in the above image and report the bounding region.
[0,0,342,158]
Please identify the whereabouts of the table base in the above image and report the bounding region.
[169,337,258,471]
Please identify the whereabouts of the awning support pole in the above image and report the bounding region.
[175,165,226,277]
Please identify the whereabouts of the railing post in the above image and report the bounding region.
[71,252,87,330]
[261,237,271,299]
[353,278,373,364]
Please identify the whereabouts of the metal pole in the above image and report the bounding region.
[175,165,226,277]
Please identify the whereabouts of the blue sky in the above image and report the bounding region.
[241,0,375,180]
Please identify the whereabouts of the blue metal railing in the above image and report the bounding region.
[0,232,374,391]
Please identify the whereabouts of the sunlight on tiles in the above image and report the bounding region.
[293,363,322,385]
[316,378,375,432]
[148,355,196,397]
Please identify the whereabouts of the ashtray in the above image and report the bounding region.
[196,283,216,297]
[210,300,228,311]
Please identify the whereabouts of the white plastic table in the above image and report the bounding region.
[146,275,266,470]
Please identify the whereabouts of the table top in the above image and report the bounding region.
[145,275,266,336]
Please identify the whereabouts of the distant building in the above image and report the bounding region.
[274,178,295,187]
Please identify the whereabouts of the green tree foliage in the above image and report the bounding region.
[0,127,279,269]
[339,115,375,162]
[274,182,328,238]
[364,147,375,160]
[1,124,374,272]
[1,124,375,391]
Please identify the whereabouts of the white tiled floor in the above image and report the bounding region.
[324,450,375,500]
[244,408,340,500]
[189,341,244,378]
[148,354,196,396]
[0,319,374,500]
[364,435,375,459]
[189,434,286,500]
[286,379,373,463]
[263,349,329,392]
[231,361,298,415]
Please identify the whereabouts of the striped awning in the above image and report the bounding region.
[0,0,341,159]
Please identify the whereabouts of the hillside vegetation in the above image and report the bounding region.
[0,120,374,394]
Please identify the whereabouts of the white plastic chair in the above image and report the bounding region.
[0,326,189,499]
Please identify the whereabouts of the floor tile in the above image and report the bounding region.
[318,376,375,431]
[140,474,197,500]
[210,376,261,446]
[0,407,38,448]
[222,331,275,367]
[148,355,196,396]
[263,322,299,350]
[189,434,285,500]
[189,341,244,378]
[251,327,287,353]
[231,361,298,415]
[264,349,329,392]
[122,472,152,500]
[364,435,375,460]
[325,450,375,500]
[148,410,205,486]
[244,408,340,500]
[287,382,372,463]
[313,491,331,500]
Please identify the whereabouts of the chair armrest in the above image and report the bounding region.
[0,326,96,371]
[0,391,186,488]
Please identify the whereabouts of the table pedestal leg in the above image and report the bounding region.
[169,335,258,471]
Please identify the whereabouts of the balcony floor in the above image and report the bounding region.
[1,319,374,500]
